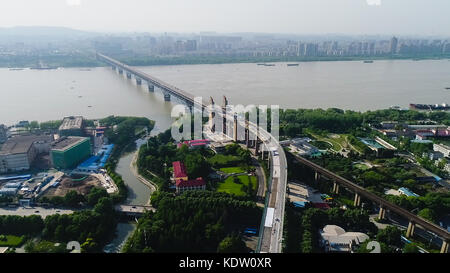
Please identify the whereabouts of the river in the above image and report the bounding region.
[0,59,449,251]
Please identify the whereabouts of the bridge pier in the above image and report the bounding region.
[136,78,142,85]
[314,171,321,182]
[118,69,123,74]
[332,182,339,194]
[112,66,116,70]
[441,240,449,253]
[126,72,132,79]
[406,221,415,238]
[164,93,171,101]
[378,206,386,220]
[148,84,155,92]
[353,193,361,207]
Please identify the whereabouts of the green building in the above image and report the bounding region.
[51,137,91,169]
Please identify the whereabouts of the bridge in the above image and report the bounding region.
[97,53,288,253]
[97,53,196,104]
[292,153,450,253]
[115,205,155,217]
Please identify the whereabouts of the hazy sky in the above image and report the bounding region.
[0,0,449,36]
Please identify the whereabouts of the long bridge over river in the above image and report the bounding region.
[97,53,288,253]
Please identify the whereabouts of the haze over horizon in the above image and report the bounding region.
[0,0,449,36]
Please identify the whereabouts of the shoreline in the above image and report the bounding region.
[1,55,449,69]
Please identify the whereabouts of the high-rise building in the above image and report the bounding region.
[390,36,398,54]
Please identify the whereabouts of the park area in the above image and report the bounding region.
[216,167,257,196]
[0,235,25,247]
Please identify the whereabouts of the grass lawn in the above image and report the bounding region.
[353,163,370,171]
[217,175,257,196]
[220,167,246,174]
[0,235,25,247]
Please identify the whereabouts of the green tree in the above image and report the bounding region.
[217,235,248,253]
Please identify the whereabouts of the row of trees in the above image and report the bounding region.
[280,108,450,137]
[123,191,260,253]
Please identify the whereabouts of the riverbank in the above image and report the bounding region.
[1,54,449,69]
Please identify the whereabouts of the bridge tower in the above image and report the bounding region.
[233,114,238,142]
[209,97,215,133]
[222,96,228,135]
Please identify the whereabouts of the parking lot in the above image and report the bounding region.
[287,181,323,203]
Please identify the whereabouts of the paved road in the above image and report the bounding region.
[0,206,74,218]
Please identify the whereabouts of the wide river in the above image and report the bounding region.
[0,59,449,251]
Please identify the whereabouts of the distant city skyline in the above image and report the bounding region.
[0,0,449,36]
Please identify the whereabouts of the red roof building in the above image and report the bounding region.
[177,139,210,149]
[172,161,188,181]
[176,177,206,193]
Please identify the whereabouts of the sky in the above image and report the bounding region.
[0,0,449,36]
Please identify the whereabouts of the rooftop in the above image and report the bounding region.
[176,177,206,188]
[0,135,53,155]
[173,161,188,179]
[51,136,89,152]
[59,116,84,131]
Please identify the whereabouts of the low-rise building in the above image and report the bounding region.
[0,135,54,174]
[319,225,369,253]
[433,143,450,158]
[172,161,206,194]
[175,177,206,194]
[50,136,91,169]
[172,161,188,181]
[59,116,85,137]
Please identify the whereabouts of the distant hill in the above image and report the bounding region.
[0,26,97,38]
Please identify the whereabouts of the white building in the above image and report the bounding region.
[0,135,53,174]
[433,143,450,158]
[319,225,369,253]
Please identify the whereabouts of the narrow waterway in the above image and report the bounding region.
[104,130,165,252]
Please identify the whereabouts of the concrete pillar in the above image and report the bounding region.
[353,193,361,207]
[233,115,238,142]
[441,240,449,254]
[378,206,386,220]
[332,182,339,194]
[406,221,415,238]
[255,140,260,155]
[314,171,320,182]
[127,72,132,79]
[164,93,171,101]
[136,78,142,85]
[148,84,155,92]
[245,129,250,148]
